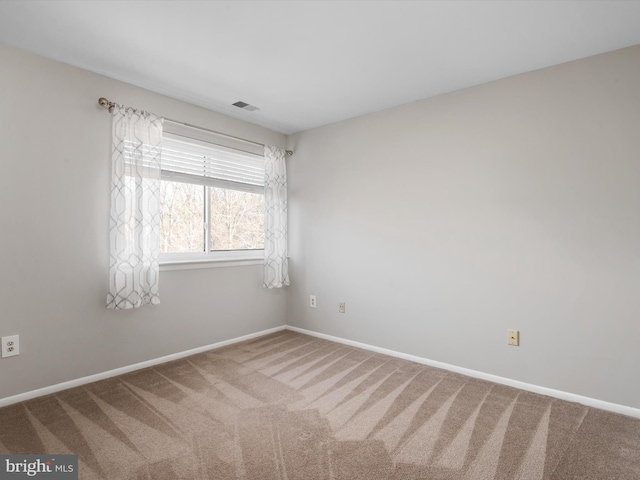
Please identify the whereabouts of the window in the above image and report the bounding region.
[159,132,265,263]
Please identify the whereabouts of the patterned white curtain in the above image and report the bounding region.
[107,106,163,309]
[263,146,290,288]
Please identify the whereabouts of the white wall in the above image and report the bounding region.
[286,45,640,409]
[0,44,287,399]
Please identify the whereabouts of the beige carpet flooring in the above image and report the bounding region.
[1,330,639,479]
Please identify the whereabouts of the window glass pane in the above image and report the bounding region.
[209,188,265,251]
[159,180,204,253]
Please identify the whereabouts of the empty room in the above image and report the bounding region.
[1,1,639,479]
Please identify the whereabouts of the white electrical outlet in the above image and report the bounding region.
[507,329,519,346]
[339,302,346,313]
[2,335,20,358]
[310,295,317,308]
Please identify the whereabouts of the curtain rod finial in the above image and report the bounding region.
[286,150,293,156]
[98,97,110,108]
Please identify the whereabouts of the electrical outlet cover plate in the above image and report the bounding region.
[339,302,346,313]
[507,329,519,346]
[2,335,20,358]
[310,295,317,308]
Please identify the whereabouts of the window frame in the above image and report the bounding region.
[158,129,266,268]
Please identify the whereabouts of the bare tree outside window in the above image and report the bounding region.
[159,180,264,254]
[209,188,264,251]
[159,181,204,253]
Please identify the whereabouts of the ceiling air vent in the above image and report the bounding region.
[232,101,260,112]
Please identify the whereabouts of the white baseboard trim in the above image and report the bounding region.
[286,326,640,419]
[0,325,287,408]
[4,323,638,419]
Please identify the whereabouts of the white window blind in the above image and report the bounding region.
[160,133,264,194]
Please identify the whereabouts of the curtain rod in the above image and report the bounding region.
[97,97,293,156]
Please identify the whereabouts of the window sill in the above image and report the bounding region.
[160,252,263,271]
